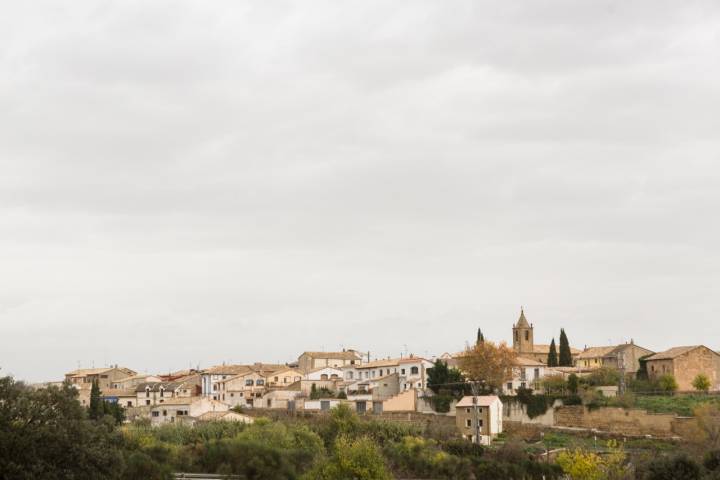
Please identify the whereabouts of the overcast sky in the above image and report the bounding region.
[2,1,720,382]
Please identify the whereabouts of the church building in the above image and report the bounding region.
[512,308,580,364]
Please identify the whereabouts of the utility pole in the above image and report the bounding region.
[470,381,481,445]
[618,351,626,395]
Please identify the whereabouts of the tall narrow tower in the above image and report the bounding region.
[512,308,534,354]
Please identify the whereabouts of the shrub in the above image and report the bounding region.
[692,373,711,393]
[585,367,621,387]
[658,374,678,393]
[303,435,392,480]
[704,449,720,471]
[121,451,173,480]
[542,375,567,395]
[639,454,701,480]
[556,449,604,480]
[515,387,552,419]
[567,373,579,394]
[383,436,472,479]
[442,439,483,459]
[429,393,454,413]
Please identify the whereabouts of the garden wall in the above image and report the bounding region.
[554,405,694,438]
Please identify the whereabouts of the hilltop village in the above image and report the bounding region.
[54,309,720,444]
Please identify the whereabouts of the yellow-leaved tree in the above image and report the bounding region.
[457,340,517,391]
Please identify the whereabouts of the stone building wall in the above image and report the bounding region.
[554,405,693,437]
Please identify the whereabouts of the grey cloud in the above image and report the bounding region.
[1,0,720,381]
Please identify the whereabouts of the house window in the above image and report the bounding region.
[177,411,184,416]
[347,372,354,379]
[321,374,328,380]
[410,367,419,375]
[146,388,150,398]
[520,382,526,388]
[466,419,472,427]
[507,382,512,391]
[162,410,167,416]
[256,379,265,386]
[160,388,164,398]
[245,379,254,386]
[479,419,483,427]
[274,376,279,382]
[525,331,529,341]
[401,369,406,375]
[534,368,540,380]
[466,408,471,413]
[127,401,133,407]
[152,411,159,417]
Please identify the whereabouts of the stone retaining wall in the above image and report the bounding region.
[554,405,693,438]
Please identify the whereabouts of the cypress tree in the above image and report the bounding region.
[547,338,558,366]
[476,328,484,345]
[559,328,572,366]
[89,379,103,420]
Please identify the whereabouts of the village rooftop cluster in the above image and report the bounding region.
[52,309,720,444]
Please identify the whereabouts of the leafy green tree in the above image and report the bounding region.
[547,338,558,367]
[427,360,465,395]
[692,373,711,393]
[658,374,678,393]
[89,378,103,420]
[567,373,579,395]
[558,329,572,366]
[303,435,392,480]
[585,367,621,387]
[541,374,567,395]
[0,376,122,479]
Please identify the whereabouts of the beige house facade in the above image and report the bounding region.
[297,350,362,372]
[455,396,503,445]
[645,345,720,391]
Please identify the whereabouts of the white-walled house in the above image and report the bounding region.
[342,356,434,393]
[502,357,548,395]
[149,397,228,425]
[304,367,344,381]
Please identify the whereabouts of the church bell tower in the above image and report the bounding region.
[512,307,534,354]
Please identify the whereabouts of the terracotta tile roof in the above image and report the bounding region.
[646,346,718,361]
[514,357,545,366]
[576,346,616,359]
[456,395,502,407]
[152,397,194,406]
[99,389,136,397]
[301,351,362,360]
[526,344,582,355]
[66,367,136,377]
[203,365,253,375]
[354,358,401,369]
